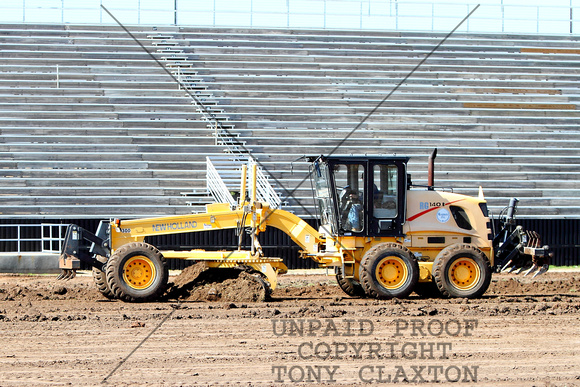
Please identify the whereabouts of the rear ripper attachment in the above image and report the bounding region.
[493,198,551,277]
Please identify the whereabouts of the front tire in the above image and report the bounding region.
[360,243,419,299]
[92,266,115,299]
[432,244,492,298]
[106,242,169,302]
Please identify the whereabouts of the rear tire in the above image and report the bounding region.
[92,266,115,299]
[335,267,366,297]
[433,244,492,298]
[106,242,169,302]
[360,243,419,299]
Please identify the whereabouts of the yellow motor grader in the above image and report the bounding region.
[58,151,550,301]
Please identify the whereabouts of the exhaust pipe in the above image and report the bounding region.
[428,148,437,190]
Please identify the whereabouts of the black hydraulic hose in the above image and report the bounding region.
[506,198,519,221]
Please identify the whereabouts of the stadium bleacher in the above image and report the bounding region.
[0,23,579,220]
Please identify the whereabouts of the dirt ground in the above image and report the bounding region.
[0,270,579,386]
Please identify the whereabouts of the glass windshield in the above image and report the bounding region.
[312,160,335,233]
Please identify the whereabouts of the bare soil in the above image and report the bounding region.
[0,271,579,386]
[166,264,268,302]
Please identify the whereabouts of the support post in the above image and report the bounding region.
[251,162,257,204]
[250,163,258,255]
[239,164,247,208]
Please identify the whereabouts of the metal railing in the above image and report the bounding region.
[0,223,68,254]
[41,223,68,253]
[0,1,578,34]
[206,156,237,207]
[248,157,282,209]
[206,157,282,209]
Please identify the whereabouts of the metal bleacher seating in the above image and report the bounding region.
[0,24,578,219]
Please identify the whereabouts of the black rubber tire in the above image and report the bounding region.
[413,282,442,298]
[360,242,419,299]
[92,266,115,299]
[335,267,366,298]
[432,244,492,298]
[106,242,169,302]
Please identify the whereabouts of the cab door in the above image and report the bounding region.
[368,161,407,236]
[330,161,366,236]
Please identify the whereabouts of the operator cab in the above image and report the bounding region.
[310,155,409,237]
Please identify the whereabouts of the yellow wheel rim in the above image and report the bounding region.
[375,256,408,289]
[123,256,156,290]
[448,258,480,290]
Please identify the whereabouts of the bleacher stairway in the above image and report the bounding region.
[0,24,579,219]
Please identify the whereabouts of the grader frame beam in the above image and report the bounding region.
[105,203,324,290]
[60,164,330,290]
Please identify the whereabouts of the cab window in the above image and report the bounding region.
[450,206,472,230]
[333,163,364,233]
[373,164,398,219]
